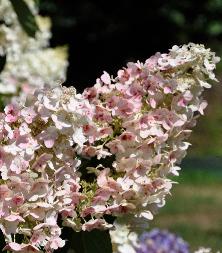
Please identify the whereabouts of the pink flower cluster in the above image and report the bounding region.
[0,86,93,252]
[0,43,219,252]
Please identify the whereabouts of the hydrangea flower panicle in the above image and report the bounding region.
[0,43,219,252]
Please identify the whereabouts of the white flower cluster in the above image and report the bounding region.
[0,0,68,96]
[194,248,220,253]
[110,222,139,253]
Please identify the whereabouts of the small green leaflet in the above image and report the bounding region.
[9,0,39,37]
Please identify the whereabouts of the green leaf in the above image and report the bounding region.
[0,96,5,112]
[0,54,6,73]
[61,229,113,253]
[9,0,39,37]
[83,230,113,253]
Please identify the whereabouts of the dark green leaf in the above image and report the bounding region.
[59,229,113,253]
[0,54,6,73]
[0,95,5,112]
[82,230,113,253]
[9,0,39,37]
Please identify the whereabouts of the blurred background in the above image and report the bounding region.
[39,0,222,250]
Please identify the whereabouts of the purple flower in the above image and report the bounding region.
[136,229,190,253]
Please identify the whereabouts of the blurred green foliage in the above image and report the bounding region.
[188,84,222,157]
[152,168,222,251]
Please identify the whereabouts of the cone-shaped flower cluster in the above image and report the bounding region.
[81,43,219,222]
[0,43,219,252]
